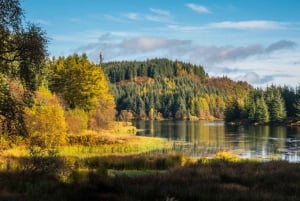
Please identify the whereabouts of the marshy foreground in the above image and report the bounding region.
[0,123,299,201]
[1,150,300,201]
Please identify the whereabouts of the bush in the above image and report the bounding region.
[215,151,240,162]
[65,108,88,134]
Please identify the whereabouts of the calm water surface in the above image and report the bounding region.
[132,120,300,162]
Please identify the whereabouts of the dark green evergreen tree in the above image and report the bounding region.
[224,100,241,122]
[254,97,269,123]
[281,86,297,117]
[294,85,300,120]
[294,98,300,120]
[268,91,287,122]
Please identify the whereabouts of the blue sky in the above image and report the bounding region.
[22,0,300,87]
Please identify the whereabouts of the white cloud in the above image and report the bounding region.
[150,8,170,16]
[186,3,211,14]
[234,72,293,86]
[146,8,172,23]
[121,37,167,51]
[107,8,171,23]
[124,12,140,20]
[189,40,297,65]
[120,36,190,51]
[235,72,271,84]
[209,20,286,30]
[167,24,204,32]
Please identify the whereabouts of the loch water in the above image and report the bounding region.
[133,120,300,162]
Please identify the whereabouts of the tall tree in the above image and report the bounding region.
[254,97,269,124]
[0,0,22,68]
[0,0,48,88]
[0,0,47,135]
[294,98,300,120]
[281,86,297,117]
[49,54,114,112]
[224,99,241,122]
[0,74,27,135]
[266,89,287,122]
[294,85,300,120]
[18,24,48,91]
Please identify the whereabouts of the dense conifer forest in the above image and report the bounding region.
[102,58,252,120]
[102,58,300,124]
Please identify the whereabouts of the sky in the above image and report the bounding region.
[21,0,300,87]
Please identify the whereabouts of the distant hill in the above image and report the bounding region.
[102,58,252,120]
[103,58,206,83]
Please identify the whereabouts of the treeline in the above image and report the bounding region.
[103,59,252,120]
[104,58,206,83]
[225,85,300,124]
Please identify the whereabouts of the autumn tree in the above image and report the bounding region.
[49,54,116,128]
[0,74,27,135]
[0,0,48,135]
[24,86,67,149]
[50,54,108,111]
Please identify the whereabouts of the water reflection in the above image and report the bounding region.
[133,120,300,162]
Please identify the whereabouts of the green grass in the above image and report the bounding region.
[59,135,170,157]
[1,131,171,158]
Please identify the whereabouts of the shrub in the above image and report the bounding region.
[215,151,240,162]
[65,108,88,134]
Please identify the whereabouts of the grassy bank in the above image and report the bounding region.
[0,122,170,159]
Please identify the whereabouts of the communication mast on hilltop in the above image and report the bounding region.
[99,51,103,66]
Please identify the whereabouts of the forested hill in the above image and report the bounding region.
[102,58,252,120]
[103,58,206,83]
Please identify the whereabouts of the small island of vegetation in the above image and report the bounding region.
[1,1,300,201]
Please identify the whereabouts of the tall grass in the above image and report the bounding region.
[59,135,170,157]
[113,160,300,201]
[1,158,299,201]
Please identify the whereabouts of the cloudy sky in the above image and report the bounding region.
[22,0,300,87]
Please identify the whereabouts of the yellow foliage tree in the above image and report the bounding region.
[49,54,116,129]
[49,54,114,112]
[24,86,67,149]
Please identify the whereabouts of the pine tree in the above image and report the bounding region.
[294,84,300,120]
[269,91,287,122]
[224,99,241,122]
[255,97,269,123]
[294,99,300,120]
[246,95,256,122]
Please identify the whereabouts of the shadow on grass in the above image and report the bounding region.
[0,155,300,201]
